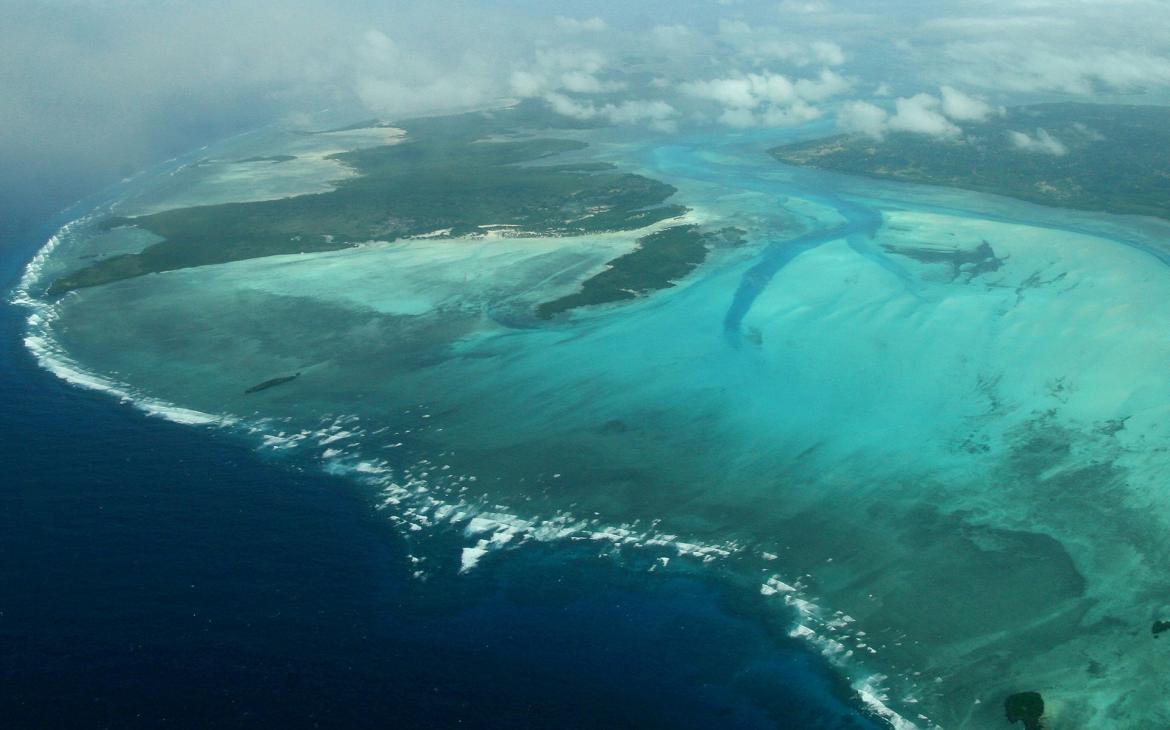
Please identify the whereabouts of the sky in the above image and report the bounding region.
[3,0,1170,243]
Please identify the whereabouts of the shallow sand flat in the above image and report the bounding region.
[367,210,1170,728]
[42,210,711,425]
[738,215,1170,727]
[27,126,1170,728]
[116,126,407,217]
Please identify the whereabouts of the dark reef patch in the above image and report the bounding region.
[1004,691,1045,729]
[883,239,1005,282]
[244,372,301,394]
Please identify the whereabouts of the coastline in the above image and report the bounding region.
[7,192,903,728]
[35,115,1170,728]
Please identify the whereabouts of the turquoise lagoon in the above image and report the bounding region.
[20,117,1170,729]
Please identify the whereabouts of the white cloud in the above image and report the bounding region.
[1072,122,1105,141]
[353,30,497,114]
[938,85,997,121]
[680,70,846,108]
[941,41,1170,95]
[544,92,597,119]
[1009,128,1068,155]
[651,24,695,52]
[810,41,848,67]
[15,0,1170,225]
[510,70,545,97]
[606,99,679,128]
[0,0,548,221]
[887,93,961,137]
[921,15,1074,35]
[795,68,852,101]
[680,70,843,128]
[716,19,846,67]
[555,16,607,33]
[718,101,821,128]
[836,100,889,138]
[560,71,625,94]
[760,101,823,126]
[537,48,607,75]
[509,48,614,98]
[777,0,832,13]
[718,108,759,128]
[543,93,678,132]
[681,77,763,108]
[838,92,965,139]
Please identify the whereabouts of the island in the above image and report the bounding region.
[771,102,1170,221]
[536,225,744,318]
[47,102,687,295]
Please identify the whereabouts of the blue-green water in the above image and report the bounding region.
[2,214,882,729]
[18,119,1170,727]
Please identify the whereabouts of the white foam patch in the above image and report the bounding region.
[14,218,237,429]
[22,329,231,428]
[857,675,928,730]
[757,572,932,727]
[460,542,490,573]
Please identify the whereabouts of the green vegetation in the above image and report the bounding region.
[48,102,684,295]
[536,225,729,319]
[771,103,1170,220]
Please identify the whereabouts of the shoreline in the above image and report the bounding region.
[36,114,1170,729]
[10,198,912,727]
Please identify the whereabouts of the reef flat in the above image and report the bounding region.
[26,110,1170,728]
[771,102,1170,221]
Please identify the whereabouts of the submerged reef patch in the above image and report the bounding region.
[1004,691,1045,729]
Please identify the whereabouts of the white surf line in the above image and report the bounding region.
[307,412,930,730]
[14,217,235,428]
[765,571,933,729]
[14,209,930,728]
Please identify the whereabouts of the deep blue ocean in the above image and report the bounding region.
[1,208,886,728]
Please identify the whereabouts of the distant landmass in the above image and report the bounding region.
[771,102,1170,220]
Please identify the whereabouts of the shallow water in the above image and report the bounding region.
[21,119,1170,728]
[2,215,882,729]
